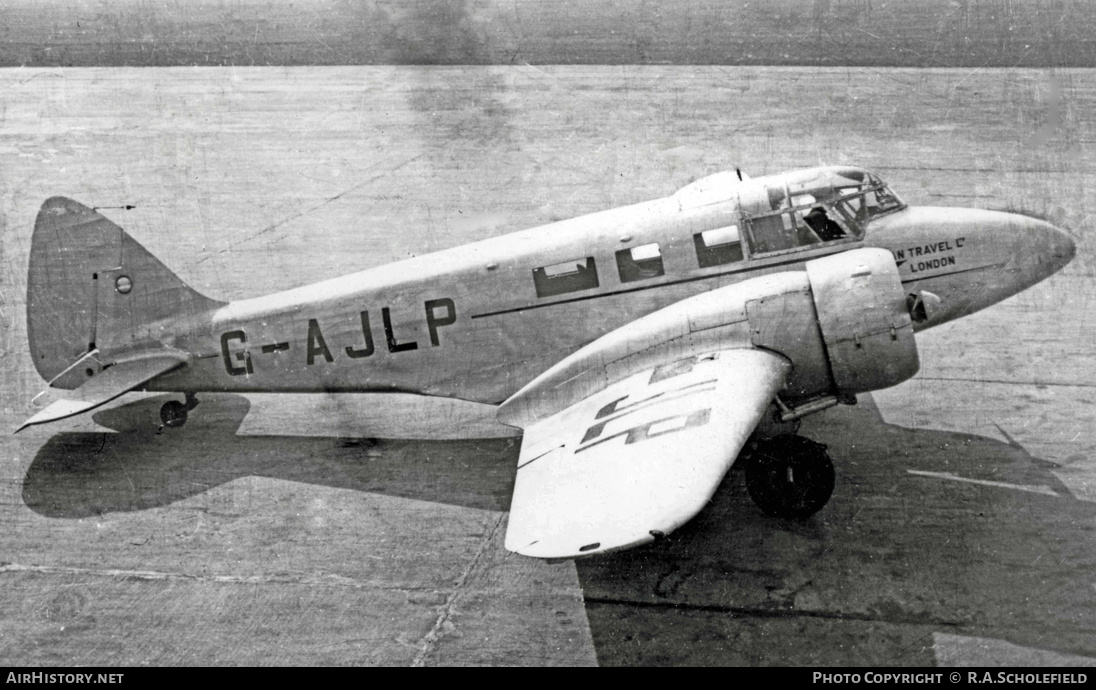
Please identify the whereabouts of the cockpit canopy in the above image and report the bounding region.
[737,166,904,255]
[771,166,904,222]
[674,165,905,257]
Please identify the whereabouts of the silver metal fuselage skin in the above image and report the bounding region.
[148,173,1075,406]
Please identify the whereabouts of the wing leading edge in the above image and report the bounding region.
[504,348,790,559]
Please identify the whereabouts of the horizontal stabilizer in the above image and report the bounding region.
[16,351,188,433]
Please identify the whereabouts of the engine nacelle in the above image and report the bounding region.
[746,248,919,402]
[805,248,920,395]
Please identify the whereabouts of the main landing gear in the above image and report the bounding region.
[742,434,835,519]
[160,392,199,429]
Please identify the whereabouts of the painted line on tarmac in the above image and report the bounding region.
[0,562,418,590]
[907,470,1061,497]
[934,632,1096,666]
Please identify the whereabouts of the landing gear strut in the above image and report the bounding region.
[743,435,835,519]
[160,392,199,428]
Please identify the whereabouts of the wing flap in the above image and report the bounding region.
[16,351,189,432]
[504,348,789,559]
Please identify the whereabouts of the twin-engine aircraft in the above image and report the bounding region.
[20,166,1074,559]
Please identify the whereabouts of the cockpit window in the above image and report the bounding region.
[745,213,800,254]
[746,200,857,254]
[741,166,904,256]
[800,206,848,242]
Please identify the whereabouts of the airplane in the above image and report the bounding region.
[18,165,1075,559]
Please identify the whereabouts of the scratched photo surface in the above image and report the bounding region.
[2,0,1096,668]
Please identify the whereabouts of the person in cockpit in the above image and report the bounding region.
[803,206,846,242]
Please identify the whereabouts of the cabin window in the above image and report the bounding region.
[616,243,665,283]
[693,225,744,268]
[533,257,599,297]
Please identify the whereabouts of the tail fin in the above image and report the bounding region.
[27,197,225,386]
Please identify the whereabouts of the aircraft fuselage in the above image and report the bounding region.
[148,167,1074,406]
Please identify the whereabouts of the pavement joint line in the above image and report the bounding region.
[906,470,1062,497]
[194,153,425,264]
[0,562,439,591]
[410,512,506,667]
[582,597,965,627]
[912,376,1096,388]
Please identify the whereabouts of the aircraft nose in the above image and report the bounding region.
[1017,214,1075,278]
[1046,221,1076,270]
[871,206,1074,328]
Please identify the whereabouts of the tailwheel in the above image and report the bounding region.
[743,435,835,519]
[160,393,198,428]
[160,401,187,428]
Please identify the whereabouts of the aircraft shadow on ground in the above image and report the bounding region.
[22,394,519,519]
[574,397,1096,666]
[22,391,1096,665]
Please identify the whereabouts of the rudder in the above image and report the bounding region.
[27,197,225,385]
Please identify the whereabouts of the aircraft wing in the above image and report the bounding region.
[16,350,189,433]
[502,348,790,559]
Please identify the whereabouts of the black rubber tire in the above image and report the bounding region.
[160,400,188,428]
[744,435,835,519]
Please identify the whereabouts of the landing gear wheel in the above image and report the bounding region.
[744,435,835,519]
[160,400,188,428]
